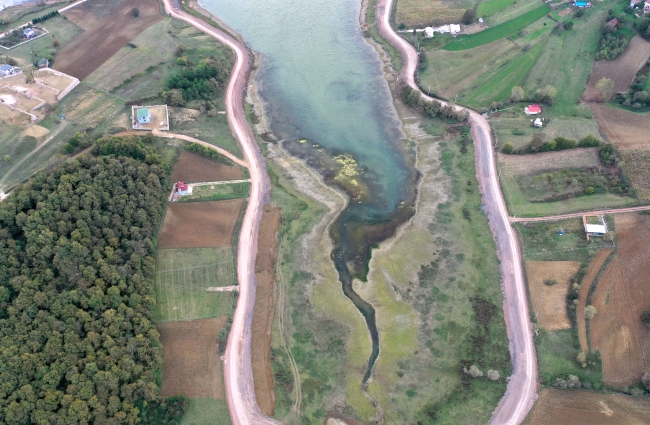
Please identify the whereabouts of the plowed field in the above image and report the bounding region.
[251,204,281,416]
[159,317,228,399]
[583,36,650,102]
[591,214,650,386]
[500,148,601,177]
[591,105,650,151]
[158,199,244,248]
[170,151,245,183]
[55,0,162,80]
[527,388,650,425]
[526,261,580,330]
[577,249,613,352]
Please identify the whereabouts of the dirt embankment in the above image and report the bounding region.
[591,214,650,386]
[170,151,246,183]
[577,249,613,352]
[55,0,162,80]
[251,204,281,416]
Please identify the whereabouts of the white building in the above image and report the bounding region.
[450,24,461,35]
[0,64,15,77]
[423,27,434,38]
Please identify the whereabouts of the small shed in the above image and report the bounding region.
[23,28,36,38]
[450,24,461,35]
[37,58,49,68]
[525,104,542,115]
[176,182,192,196]
[137,107,152,124]
[533,118,543,128]
[423,27,434,38]
[585,224,607,235]
[0,64,15,77]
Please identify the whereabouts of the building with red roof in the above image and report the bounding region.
[176,181,192,196]
[524,104,542,115]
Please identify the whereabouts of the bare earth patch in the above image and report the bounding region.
[499,148,601,177]
[592,214,650,386]
[526,261,580,330]
[62,5,101,30]
[170,150,245,183]
[577,249,613,352]
[620,150,650,201]
[583,36,650,102]
[527,388,650,425]
[591,105,650,150]
[251,204,281,416]
[158,199,244,249]
[158,317,228,399]
[19,125,49,141]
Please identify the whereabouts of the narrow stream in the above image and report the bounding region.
[202,0,416,383]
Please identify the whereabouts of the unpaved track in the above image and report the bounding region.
[376,0,537,423]
[510,205,650,222]
[160,1,277,424]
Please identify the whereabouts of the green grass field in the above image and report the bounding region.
[179,182,250,203]
[180,398,232,425]
[444,5,550,51]
[155,247,235,322]
[536,329,602,387]
[477,0,517,17]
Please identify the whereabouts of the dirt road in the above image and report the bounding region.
[510,205,650,222]
[160,1,276,424]
[376,0,538,423]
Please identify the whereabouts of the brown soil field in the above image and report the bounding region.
[251,204,281,416]
[591,105,650,150]
[63,6,101,30]
[526,261,581,330]
[583,36,650,102]
[577,249,613,352]
[499,148,601,177]
[591,214,650,386]
[170,151,245,183]
[158,317,227,399]
[55,0,162,80]
[526,388,650,425]
[0,105,31,126]
[620,150,650,201]
[158,199,244,249]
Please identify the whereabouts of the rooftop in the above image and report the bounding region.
[136,108,149,119]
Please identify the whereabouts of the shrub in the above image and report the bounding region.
[585,186,595,195]
[564,20,574,30]
[642,310,650,329]
[132,7,140,17]
[554,136,577,150]
[462,9,477,25]
[579,135,600,147]
[599,143,617,166]
[575,8,585,17]
[501,142,514,154]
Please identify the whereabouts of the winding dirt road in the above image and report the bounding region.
[160,1,277,424]
[376,0,538,423]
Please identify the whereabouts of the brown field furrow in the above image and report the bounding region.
[577,249,612,352]
[63,6,101,30]
[526,261,581,330]
[591,105,650,151]
[583,36,650,102]
[591,214,650,386]
[170,151,245,183]
[55,0,162,80]
[158,199,244,249]
[251,205,281,416]
[527,388,650,424]
[158,317,228,399]
[500,148,601,178]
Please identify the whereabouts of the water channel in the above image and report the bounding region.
[202,0,416,382]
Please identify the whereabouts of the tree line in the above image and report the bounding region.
[32,10,59,25]
[0,135,183,424]
[401,84,470,122]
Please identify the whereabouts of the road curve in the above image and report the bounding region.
[160,1,277,424]
[510,205,650,222]
[375,0,538,423]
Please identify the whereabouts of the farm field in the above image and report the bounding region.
[591,105,650,150]
[251,205,282,416]
[525,261,580,330]
[55,0,162,80]
[155,247,235,322]
[526,388,650,425]
[82,0,128,18]
[620,150,650,200]
[591,213,650,386]
[180,398,232,425]
[158,317,228,399]
[443,5,550,51]
[583,36,650,102]
[179,182,250,202]
[477,0,517,18]
[483,0,543,26]
[63,5,101,30]
[394,0,470,26]
[170,150,245,183]
[577,249,613,352]
[499,148,601,177]
[157,199,244,249]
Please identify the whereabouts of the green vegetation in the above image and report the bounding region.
[612,59,650,111]
[0,138,171,424]
[32,10,59,24]
[444,5,550,51]
[477,0,518,17]
[140,396,189,425]
[163,58,229,109]
[155,248,234,322]
[180,398,231,425]
[179,182,250,203]
[185,143,233,165]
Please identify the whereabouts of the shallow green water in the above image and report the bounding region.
[201,0,414,383]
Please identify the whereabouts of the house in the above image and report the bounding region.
[450,24,461,35]
[583,215,608,240]
[533,118,543,128]
[574,1,591,7]
[23,28,36,38]
[645,0,650,13]
[525,104,542,115]
[176,182,192,196]
[37,58,49,68]
[423,27,434,38]
[0,64,15,77]
[136,107,151,124]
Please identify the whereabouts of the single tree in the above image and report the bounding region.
[584,305,597,320]
[501,142,514,154]
[462,9,477,25]
[510,86,525,102]
[596,77,615,102]
[132,7,139,17]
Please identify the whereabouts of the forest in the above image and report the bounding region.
[0,136,180,424]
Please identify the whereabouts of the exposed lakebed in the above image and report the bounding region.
[201,0,417,382]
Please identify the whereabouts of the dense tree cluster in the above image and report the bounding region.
[612,60,650,110]
[184,142,233,166]
[32,10,59,25]
[0,137,170,424]
[401,85,469,121]
[162,58,228,107]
